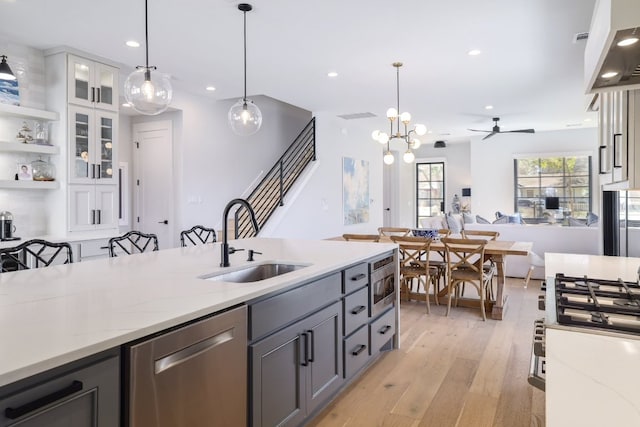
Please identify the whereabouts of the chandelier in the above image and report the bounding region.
[372,62,427,164]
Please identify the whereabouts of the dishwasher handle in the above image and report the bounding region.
[155,328,234,374]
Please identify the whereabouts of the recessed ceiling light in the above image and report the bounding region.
[618,37,639,47]
[468,49,482,56]
[327,71,338,77]
[601,71,619,78]
[126,40,140,48]
[122,102,131,108]
[485,105,493,110]
[206,86,216,91]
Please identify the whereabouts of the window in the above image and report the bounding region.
[416,162,445,227]
[514,156,591,221]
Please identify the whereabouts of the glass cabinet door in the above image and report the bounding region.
[68,55,93,108]
[98,115,114,180]
[69,106,117,184]
[67,55,119,112]
[70,107,92,182]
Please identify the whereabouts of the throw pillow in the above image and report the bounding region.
[476,215,491,224]
[508,213,522,224]
[568,217,587,227]
[446,213,463,234]
[586,212,599,226]
[420,216,447,229]
[492,216,509,224]
[462,212,476,224]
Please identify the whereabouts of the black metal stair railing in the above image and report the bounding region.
[234,117,316,238]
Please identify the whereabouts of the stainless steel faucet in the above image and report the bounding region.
[220,198,260,267]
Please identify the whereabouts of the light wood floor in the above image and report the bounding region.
[309,278,546,427]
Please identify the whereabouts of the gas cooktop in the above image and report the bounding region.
[554,273,640,335]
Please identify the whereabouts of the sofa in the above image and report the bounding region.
[419,214,600,279]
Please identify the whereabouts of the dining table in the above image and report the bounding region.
[333,234,532,320]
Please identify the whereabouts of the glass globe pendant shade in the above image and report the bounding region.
[400,112,411,123]
[371,130,381,141]
[411,138,421,149]
[228,98,262,136]
[403,149,415,163]
[377,132,389,144]
[124,68,172,115]
[386,108,398,119]
[383,151,395,165]
[414,123,427,136]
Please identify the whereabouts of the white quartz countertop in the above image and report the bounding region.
[0,237,396,388]
[545,252,640,282]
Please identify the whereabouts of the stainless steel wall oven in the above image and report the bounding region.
[370,254,397,316]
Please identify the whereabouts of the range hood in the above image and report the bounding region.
[585,0,640,93]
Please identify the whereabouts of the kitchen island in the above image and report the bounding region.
[0,237,398,426]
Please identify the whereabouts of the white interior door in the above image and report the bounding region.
[133,121,174,249]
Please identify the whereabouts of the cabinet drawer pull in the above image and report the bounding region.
[378,325,392,335]
[350,305,366,315]
[4,380,83,420]
[351,273,366,281]
[351,344,367,356]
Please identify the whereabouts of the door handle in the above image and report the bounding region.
[97,209,101,225]
[300,333,309,366]
[96,87,101,103]
[90,87,95,103]
[613,133,622,168]
[598,145,607,174]
[158,220,168,224]
[91,209,96,225]
[307,329,314,363]
[385,208,391,211]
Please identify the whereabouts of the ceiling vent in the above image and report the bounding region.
[337,112,376,120]
[573,32,589,43]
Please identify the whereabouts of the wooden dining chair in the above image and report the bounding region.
[180,225,217,247]
[108,231,159,257]
[378,227,411,238]
[0,239,73,272]
[342,234,380,242]
[441,237,494,321]
[390,235,439,313]
[461,229,500,299]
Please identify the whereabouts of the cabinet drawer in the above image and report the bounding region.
[343,286,368,336]
[343,325,369,379]
[343,263,368,294]
[370,308,396,356]
[78,238,110,259]
[0,354,119,427]
[250,273,341,341]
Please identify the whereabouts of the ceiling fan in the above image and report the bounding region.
[468,117,535,140]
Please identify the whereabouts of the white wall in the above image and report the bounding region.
[469,128,598,221]
[267,113,384,239]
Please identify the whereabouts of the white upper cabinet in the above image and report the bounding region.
[67,55,118,112]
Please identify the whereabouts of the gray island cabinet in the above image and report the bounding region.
[249,251,398,427]
[0,238,398,427]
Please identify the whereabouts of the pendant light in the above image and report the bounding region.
[0,56,16,81]
[124,0,172,115]
[228,3,262,136]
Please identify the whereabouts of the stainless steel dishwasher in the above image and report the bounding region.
[125,305,247,427]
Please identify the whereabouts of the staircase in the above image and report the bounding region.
[233,117,316,238]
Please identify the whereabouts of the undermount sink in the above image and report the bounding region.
[201,262,309,283]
